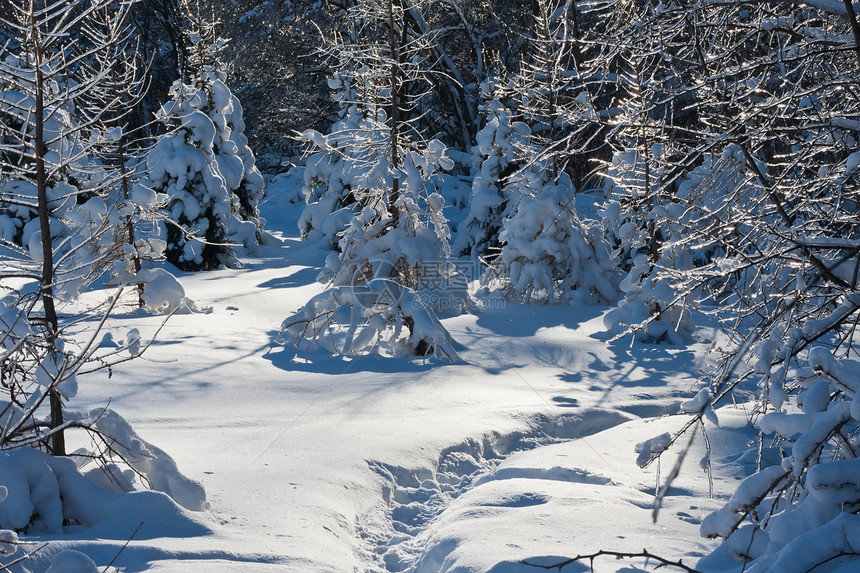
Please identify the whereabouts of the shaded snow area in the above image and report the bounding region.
[11,172,759,572]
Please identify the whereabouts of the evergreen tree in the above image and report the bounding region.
[297,73,366,247]
[151,7,265,270]
[453,81,523,260]
[148,80,235,271]
[183,13,266,246]
[304,0,459,299]
[284,0,465,358]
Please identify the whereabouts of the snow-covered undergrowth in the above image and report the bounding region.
[279,279,461,360]
[0,446,207,536]
[492,179,620,305]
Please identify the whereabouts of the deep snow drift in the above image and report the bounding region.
[3,171,757,572]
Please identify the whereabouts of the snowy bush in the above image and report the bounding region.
[453,97,524,259]
[694,344,860,572]
[0,440,206,535]
[297,75,365,247]
[69,407,208,511]
[135,267,209,315]
[601,148,695,344]
[490,177,620,305]
[280,279,460,360]
[625,0,860,562]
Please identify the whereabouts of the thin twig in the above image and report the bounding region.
[102,521,143,573]
[0,542,49,572]
[522,549,702,572]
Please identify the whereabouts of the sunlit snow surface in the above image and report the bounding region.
[39,169,757,572]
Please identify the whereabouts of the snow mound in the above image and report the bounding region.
[45,551,98,573]
[0,447,209,539]
[138,268,212,315]
[70,408,209,512]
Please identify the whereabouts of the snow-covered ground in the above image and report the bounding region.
[21,172,756,572]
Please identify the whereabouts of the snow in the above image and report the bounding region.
[1,171,775,572]
[44,551,98,573]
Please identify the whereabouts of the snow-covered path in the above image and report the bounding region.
[58,186,738,572]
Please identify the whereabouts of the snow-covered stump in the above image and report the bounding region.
[279,279,460,361]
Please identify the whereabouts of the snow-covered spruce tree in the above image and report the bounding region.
[477,0,619,306]
[479,108,619,307]
[496,172,619,305]
[297,72,366,248]
[624,2,860,571]
[282,0,464,359]
[600,146,695,344]
[453,79,523,260]
[150,5,264,271]
[182,7,266,247]
[148,80,235,271]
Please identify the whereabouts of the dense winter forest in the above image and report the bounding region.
[1,0,860,571]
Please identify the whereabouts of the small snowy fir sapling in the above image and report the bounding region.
[602,147,695,344]
[320,137,464,306]
[148,81,237,271]
[187,36,266,248]
[492,174,620,305]
[147,20,265,270]
[297,74,367,247]
[453,93,524,259]
[287,112,466,355]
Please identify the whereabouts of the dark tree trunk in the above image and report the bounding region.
[30,1,65,456]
